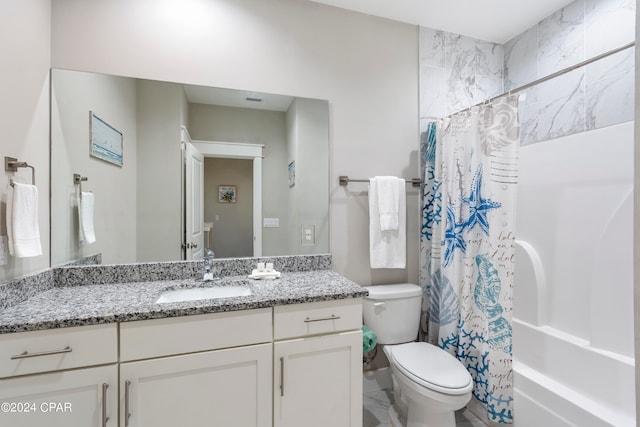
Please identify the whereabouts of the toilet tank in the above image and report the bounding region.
[363,284,422,344]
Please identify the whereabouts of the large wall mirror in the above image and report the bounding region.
[51,69,329,266]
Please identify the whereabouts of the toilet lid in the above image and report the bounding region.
[364,284,422,300]
[389,342,472,395]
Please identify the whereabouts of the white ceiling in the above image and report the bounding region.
[183,85,294,112]
[309,0,574,43]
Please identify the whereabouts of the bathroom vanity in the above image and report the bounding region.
[0,256,366,427]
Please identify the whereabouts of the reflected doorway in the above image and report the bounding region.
[204,158,253,258]
[182,129,263,260]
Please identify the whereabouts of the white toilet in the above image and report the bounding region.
[363,284,473,427]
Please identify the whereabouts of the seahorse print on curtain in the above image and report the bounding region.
[419,95,519,424]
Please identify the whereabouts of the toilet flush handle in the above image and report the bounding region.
[373,302,385,307]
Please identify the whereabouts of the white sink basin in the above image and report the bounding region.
[155,284,252,304]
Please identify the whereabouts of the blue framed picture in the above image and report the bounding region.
[90,111,123,166]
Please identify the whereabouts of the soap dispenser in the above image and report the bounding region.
[203,248,216,281]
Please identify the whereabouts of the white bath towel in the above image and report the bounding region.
[6,182,42,258]
[78,191,96,245]
[369,177,406,269]
[373,176,401,230]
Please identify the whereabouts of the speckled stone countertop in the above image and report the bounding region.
[0,269,367,334]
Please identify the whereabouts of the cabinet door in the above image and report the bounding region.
[121,343,272,427]
[0,365,118,427]
[274,330,362,427]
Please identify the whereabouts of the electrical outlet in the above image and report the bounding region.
[301,225,315,245]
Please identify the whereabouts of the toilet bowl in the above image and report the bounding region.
[363,284,472,427]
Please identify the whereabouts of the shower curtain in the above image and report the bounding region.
[419,95,519,424]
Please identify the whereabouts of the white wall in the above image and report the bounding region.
[136,80,186,262]
[51,70,138,266]
[286,98,330,255]
[286,100,300,255]
[0,0,50,282]
[634,0,640,419]
[50,0,420,286]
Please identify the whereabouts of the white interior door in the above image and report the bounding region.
[185,142,204,260]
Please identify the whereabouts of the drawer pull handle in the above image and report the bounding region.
[280,357,285,397]
[102,383,110,427]
[10,346,72,360]
[304,315,341,323]
[125,380,132,427]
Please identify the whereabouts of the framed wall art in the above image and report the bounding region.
[218,185,237,203]
[288,160,295,187]
[90,111,123,166]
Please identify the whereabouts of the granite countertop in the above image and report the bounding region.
[0,270,368,334]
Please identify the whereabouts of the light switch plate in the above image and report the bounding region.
[263,218,280,228]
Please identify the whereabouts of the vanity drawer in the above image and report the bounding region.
[0,324,118,378]
[274,299,362,340]
[120,308,272,361]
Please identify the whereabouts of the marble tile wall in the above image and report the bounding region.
[419,0,635,145]
[419,27,504,127]
[504,0,634,145]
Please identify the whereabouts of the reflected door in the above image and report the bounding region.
[185,142,204,260]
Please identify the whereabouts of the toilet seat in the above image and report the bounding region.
[387,342,472,395]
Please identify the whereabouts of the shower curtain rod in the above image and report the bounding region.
[447,41,636,118]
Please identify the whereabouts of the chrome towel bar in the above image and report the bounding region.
[339,175,422,187]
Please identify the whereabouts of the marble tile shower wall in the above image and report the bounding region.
[419,0,635,146]
[505,0,635,145]
[419,27,504,126]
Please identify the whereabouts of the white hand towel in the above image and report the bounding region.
[373,176,401,230]
[78,191,96,245]
[6,182,42,258]
[369,177,406,269]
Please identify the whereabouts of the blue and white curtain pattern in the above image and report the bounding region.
[419,95,519,424]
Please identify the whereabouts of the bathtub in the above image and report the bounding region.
[512,122,635,426]
[513,318,635,426]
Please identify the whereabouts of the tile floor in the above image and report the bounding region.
[363,388,487,427]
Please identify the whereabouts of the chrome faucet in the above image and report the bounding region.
[203,248,216,281]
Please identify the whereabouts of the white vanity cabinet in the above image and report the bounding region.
[119,309,273,427]
[0,324,118,427]
[0,295,364,427]
[273,299,363,427]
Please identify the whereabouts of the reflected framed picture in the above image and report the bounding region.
[288,161,295,187]
[218,185,237,203]
[90,111,123,166]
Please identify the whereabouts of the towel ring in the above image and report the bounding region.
[5,156,35,187]
[74,174,89,193]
